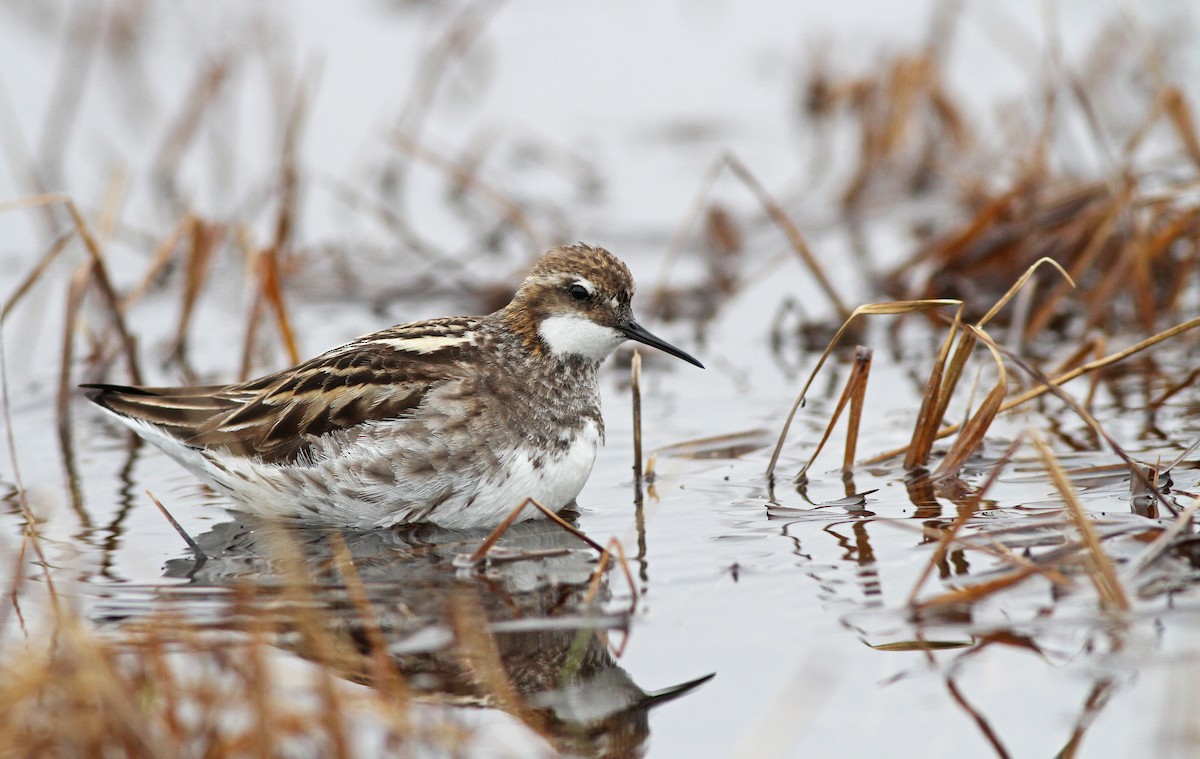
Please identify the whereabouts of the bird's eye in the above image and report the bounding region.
[568,283,591,301]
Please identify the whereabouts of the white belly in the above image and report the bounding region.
[427,420,601,529]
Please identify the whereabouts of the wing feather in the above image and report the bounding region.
[84,317,481,464]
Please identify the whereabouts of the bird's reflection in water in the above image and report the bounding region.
[162,512,712,758]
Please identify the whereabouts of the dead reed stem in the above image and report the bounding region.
[867,315,1200,465]
[0,322,60,615]
[390,133,547,251]
[447,585,547,736]
[56,260,92,528]
[1031,433,1129,612]
[631,349,643,496]
[144,490,206,567]
[907,435,1025,606]
[766,299,961,480]
[720,153,851,321]
[796,345,872,482]
[328,533,412,718]
[467,498,604,566]
[930,325,1007,480]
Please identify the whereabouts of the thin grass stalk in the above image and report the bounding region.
[120,212,191,312]
[583,537,638,608]
[1031,433,1129,612]
[238,239,268,381]
[722,153,851,320]
[390,133,546,251]
[61,198,143,384]
[931,325,1007,479]
[145,490,207,567]
[1,195,141,384]
[866,314,1200,464]
[328,532,412,717]
[912,564,1042,614]
[170,216,220,367]
[843,346,871,472]
[933,258,1072,429]
[259,246,300,366]
[631,349,643,494]
[1024,183,1132,339]
[993,338,1179,517]
[905,309,961,469]
[796,346,871,482]
[1125,496,1200,577]
[1163,86,1200,169]
[468,497,604,566]
[447,585,547,737]
[56,259,92,529]
[0,323,60,616]
[152,60,231,181]
[942,673,1012,759]
[766,299,961,480]
[908,435,1025,606]
[653,154,727,296]
[0,230,74,322]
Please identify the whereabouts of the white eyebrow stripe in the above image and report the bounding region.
[374,335,473,354]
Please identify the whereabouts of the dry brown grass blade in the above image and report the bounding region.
[62,199,143,384]
[466,498,605,566]
[766,298,961,480]
[1,230,74,322]
[56,260,92,528]
[867,314,1200,465]
[1125,495,1200,577]
[391,133,547,251]
[997,339,1184,518]
[931,325,1007,480]
[583,537,639,610]
[1094,208,1197,331]
[842,346,871,472]
[327,533,412,717]
[796,346,872,482]
[1023,181,1133,339]
[905,309,960,470]
[908,435,1026,607]
[259,245,301,367]
[144,490,206,566]
[237,231,266,380]
[0,299,61,618]
[447,585,548,736]
[930,258,1071,458]
[721,153,851,320]
[1031,433,1129,612]
[1163,86,1200,170]
[911,564,1042,615]
[631,349,643,493]
[120,212,192,312]
[0,193,145,384]
[170,216,221,371]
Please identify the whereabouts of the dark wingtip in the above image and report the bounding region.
[80,383,155,409]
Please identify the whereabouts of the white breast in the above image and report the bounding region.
[428,420,601,529]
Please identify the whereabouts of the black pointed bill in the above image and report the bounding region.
[621,320,704,368]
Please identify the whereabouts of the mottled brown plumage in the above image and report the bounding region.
[84,244,702,529]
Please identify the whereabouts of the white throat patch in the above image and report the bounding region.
[538,314,624,362]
